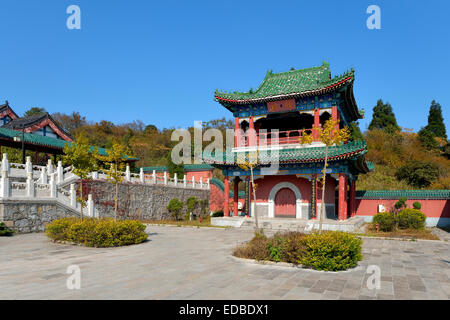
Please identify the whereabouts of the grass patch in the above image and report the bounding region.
[360,223,439,240]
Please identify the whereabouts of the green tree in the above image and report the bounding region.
[426,100,447,139]
[24,107,46,117]
[348,121,364,141]
[368,99,400,133]
[95,143,131,220]
[166,152,184,178]
[167,198,184,220]
[62,134,98,219]
[418,127,438,150]
[301,119,350,233]
[395,161,439,188]
[186,196,198,220]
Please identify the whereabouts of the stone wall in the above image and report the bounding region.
[0,199,79,233]
[82,180,210,220]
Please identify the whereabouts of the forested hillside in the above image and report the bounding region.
[7,99,449,190]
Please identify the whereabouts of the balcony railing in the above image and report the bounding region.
[237,129,315,147]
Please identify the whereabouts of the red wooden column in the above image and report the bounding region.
[248,178,252,217]
[331,106,339,131]
[248,116,255,146]
[233,177,239,216]
[338,173,348,220]
[234,118,241,147]
[349,180,356,217]
[224,176,230,217]
[313,109,320,141]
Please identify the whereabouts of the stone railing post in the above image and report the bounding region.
[47,159,53,175]
[40,167,47,184]
[2,153,10,176]
[1,153,10,198]
[200,177,203,189]
[92,171,99,180]
[207,178,210,189]
[152,170,156,184]
[183,175,187,188]
[57,161,63,183]
[50,173,57,198]
[70,183,77,208]
[26,172,34,198]
[164,172,167,185]
[174,173,178,186]
[140,168,144,184]
[192,176,195,188]
[87,194,94,217]
[25,156,33,175]
[125,165,131,182]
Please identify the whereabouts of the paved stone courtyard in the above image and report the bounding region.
[0,226,449,300]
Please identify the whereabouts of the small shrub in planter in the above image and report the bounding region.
[46,218,148,247]
[397,208,426,230]
[372,212,396,231]
[300,231,362,271]
[211,210,224,217]
[0,222,14,236]
[413,202,422,210]
[167,198,184,220]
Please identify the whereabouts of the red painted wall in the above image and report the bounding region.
[356,199,450,218]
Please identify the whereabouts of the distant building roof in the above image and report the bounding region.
[2,112,73,141]
[0,127,137,162]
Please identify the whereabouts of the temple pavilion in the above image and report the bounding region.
[203,62,372,220]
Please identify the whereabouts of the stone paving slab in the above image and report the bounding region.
[0,226,449,300]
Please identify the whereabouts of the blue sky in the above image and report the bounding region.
[0,0,449,132]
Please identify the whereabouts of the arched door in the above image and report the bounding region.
[274,188,296,218]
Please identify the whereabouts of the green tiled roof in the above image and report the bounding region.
[141,164,215,173]
[210,178,245,198]
[203,140,368,165]
[215,62,354,104]
[356,190,450,200]
[0,127,137,161]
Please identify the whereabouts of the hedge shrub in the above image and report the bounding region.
[234,231,362,271]
[0,222,14,236]
[397,208,426,230]
[46,218,148,247]
[372,209,426,231]
[211,210,224,217]
[372,211,396,231]
[300,231,362,271]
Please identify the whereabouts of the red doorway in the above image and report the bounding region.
[274,188,296,218]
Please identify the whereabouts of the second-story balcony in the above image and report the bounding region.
[235,128,319,150]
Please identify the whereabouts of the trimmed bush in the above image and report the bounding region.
[413,202,422,210]
[211,210,224,217]
[397,208,426,230]
[0,222,14,236]
[233,231,361,271]
[372,211,396,231]
[46,218,148,247]
[167,198,184,220]
[300,231,362,271]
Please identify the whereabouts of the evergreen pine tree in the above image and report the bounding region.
[368,99,400,133]
[425,100,447,139]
